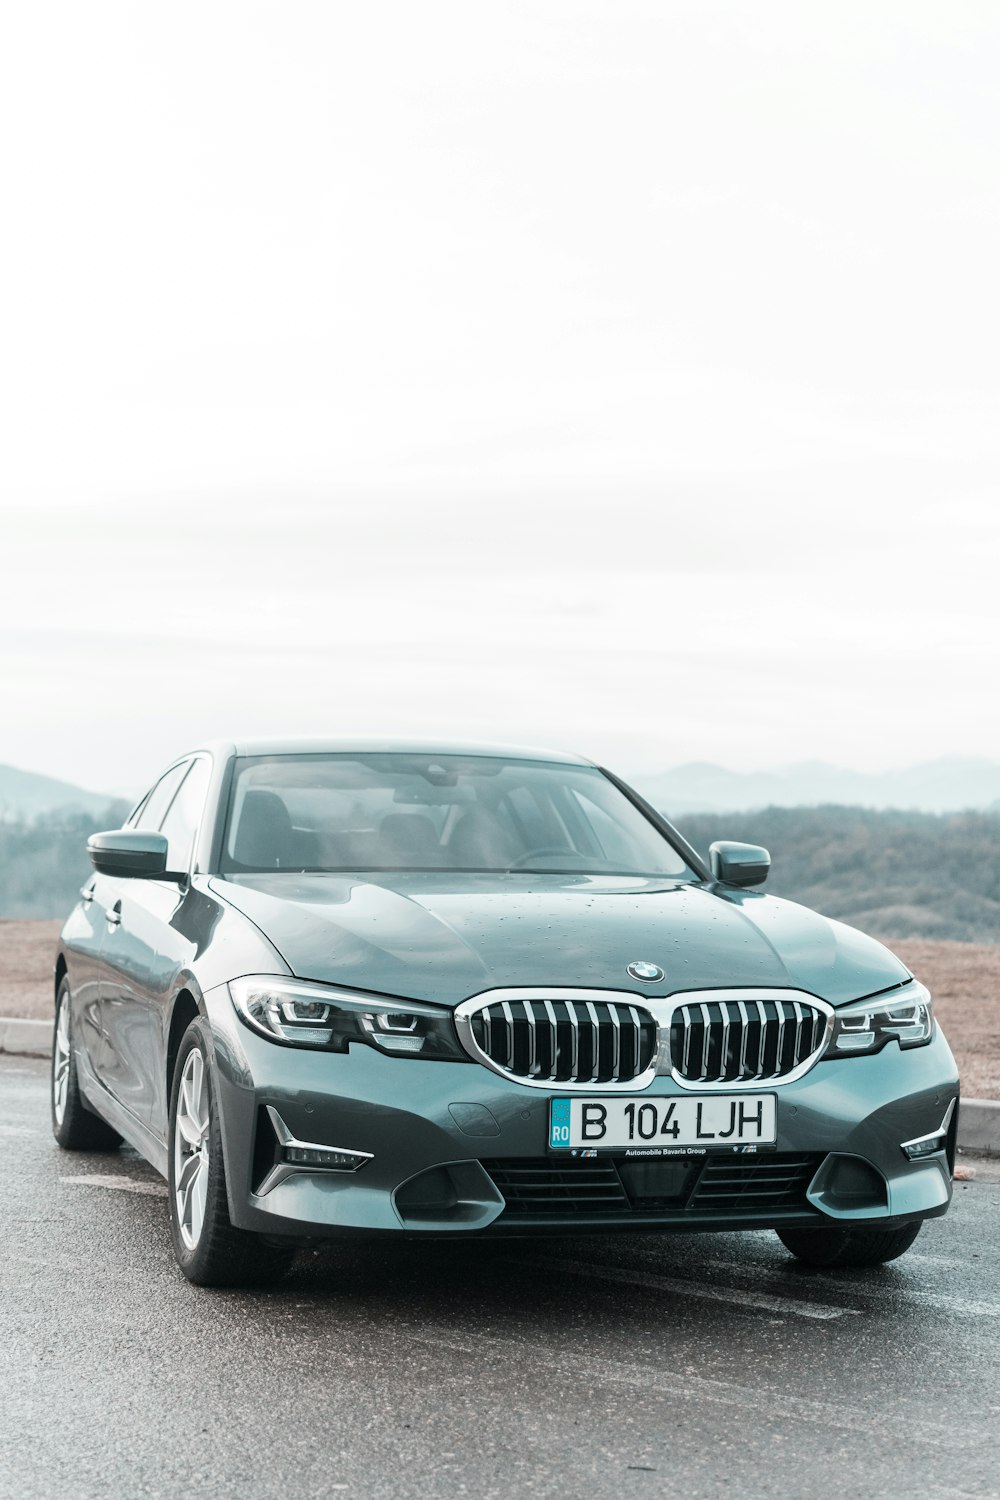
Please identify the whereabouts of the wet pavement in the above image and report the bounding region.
[2,1053,999,1500]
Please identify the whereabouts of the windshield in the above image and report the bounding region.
[221,753,693,878]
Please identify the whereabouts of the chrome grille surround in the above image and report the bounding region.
[454,986,835,1092]
[454,988,660,1092]
[661,990,836,1090]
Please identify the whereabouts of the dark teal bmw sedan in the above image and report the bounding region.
[52,740,960,1286]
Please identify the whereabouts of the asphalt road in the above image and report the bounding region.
[3,1055,999,1500]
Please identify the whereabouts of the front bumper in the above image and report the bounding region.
[204,985,960,1241]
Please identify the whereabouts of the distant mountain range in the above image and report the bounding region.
[2,755,999,824]
[631,757,1000,815]
[0,763,125,822]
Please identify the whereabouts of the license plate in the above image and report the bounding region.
[548,1093,777,1155]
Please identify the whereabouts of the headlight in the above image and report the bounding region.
[824,980,934,1058]
[229,975,468,1060]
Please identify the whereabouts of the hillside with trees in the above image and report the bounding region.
[0,802,997,941]
[674,806,1000,943]
[0,805,130,918]
[0,763,123,821]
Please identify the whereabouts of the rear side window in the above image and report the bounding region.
[158,758,211,872]
[132,763,189,833]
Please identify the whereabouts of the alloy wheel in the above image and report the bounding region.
[173,1047,210,1251]
[52,1001,71,1127]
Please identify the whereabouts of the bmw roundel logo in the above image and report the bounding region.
[627,961,664,983]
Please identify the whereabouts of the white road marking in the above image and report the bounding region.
[710,1246,967,1273]
[401,1327,963,1449]
[530,1255,860,1321]
[703,1255,1000,1317]
[60,1174,167,1198]
[904,1291,1000,1318]
[572,1249,1000,1321]
[906,1251,973,1270]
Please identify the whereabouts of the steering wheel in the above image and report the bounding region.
[508,846,574,870]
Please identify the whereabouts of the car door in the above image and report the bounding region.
[137,755,214,1136]
[61,868,117,1079]
[98,760,191,1123]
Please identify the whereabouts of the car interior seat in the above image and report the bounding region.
[446,805,515,868]
[232,790,297,868]
[379,812,440,864]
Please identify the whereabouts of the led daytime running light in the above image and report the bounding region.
[228,975,467,1060]
[825,981,934,1059]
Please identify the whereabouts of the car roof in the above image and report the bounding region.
[187,737,597,767]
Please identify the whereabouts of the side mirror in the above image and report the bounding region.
[709,840,770,888]
[88,830,169,879]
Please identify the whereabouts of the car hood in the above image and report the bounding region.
[209,872,910,1008]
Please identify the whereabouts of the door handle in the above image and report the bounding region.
[105,903,122,929]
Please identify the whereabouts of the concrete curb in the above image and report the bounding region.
[1,1016,998,1154]
[0,1017,52,1057]
[956,1099,1000,1158]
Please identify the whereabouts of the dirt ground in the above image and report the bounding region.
[891,938,1000,1100]
[2,920,997,1098]
[0,921,62,1025]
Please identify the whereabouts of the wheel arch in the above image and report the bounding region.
[166,987,203,1104]
[54,951,68,999]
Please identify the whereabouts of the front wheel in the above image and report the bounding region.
[776,1220,923,1268]
[168,1018,294,1288]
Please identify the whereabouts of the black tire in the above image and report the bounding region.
[167,1017,294,1288]
[51,978,123,1151]
[776,1220,923,1268]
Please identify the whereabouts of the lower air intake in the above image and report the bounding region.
[482,1153,824,1219]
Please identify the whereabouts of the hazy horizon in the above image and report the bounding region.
[4,748,1000,811]
[3,3,999,792]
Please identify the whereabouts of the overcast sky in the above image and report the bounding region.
[2,2,999,796]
